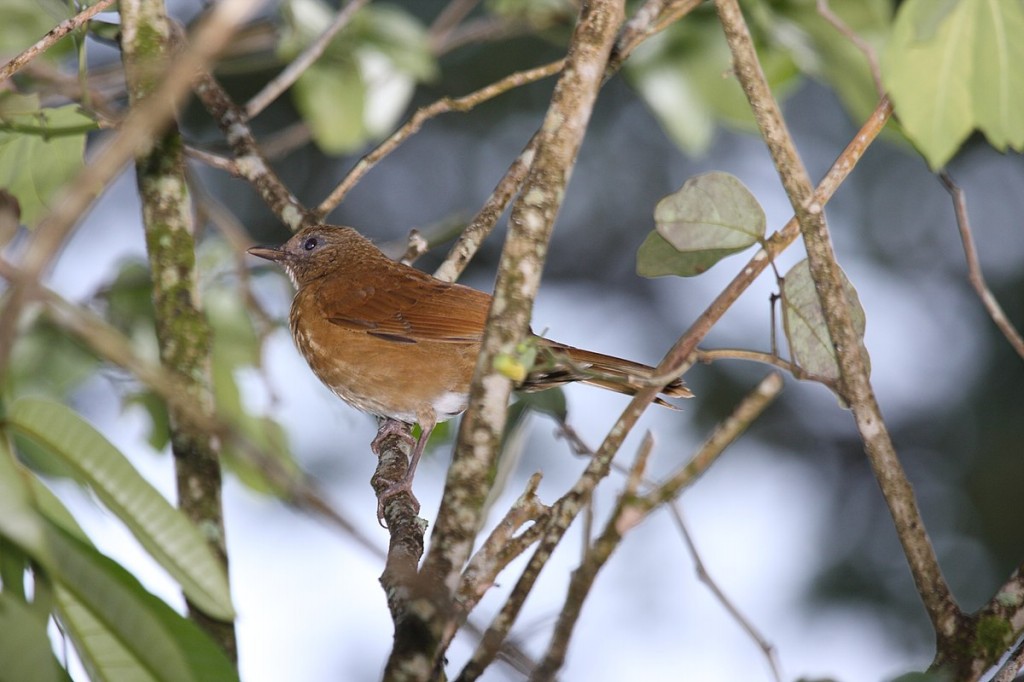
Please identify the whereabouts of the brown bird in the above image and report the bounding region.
[248,224,691,515]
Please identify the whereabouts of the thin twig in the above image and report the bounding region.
[554,387,783,682]
[667,505,783,682]
[816,0,884,97]
[398,229,429,265]
[442,473,549,654]
[244,0,370,120]
[530,432,655,681]
[316,59,563,218]
[939,172,1024,360]
[0,0,117,83]
[437,17,536,56]
[695,347,838,391]
[433,132,538,283]
[715,0,958,643]
[609,0,702,70]
[535,373,782,679]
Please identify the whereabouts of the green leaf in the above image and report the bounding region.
[351,5,437,82]
[53,585,159,682]
[0,0,79,62]
[513,386,567,422]
[0,97,95,227]
[0,591,69,682]
[7,398,234,620]
[0,433,236,682]
[781,259,867,382]
[43,522,238,682]
[280,0,434,153]
[882,0,1024,168]
[655,172,765,251]
[638,172,764,277]
[637,230,744,278]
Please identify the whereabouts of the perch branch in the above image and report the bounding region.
[383,2,627,679]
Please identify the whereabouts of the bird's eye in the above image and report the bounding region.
[303,237,319,251]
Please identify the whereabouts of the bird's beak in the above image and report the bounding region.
[247,245,286,262]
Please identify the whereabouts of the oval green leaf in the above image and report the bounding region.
[655,171,765,253]
[781,259,867,382]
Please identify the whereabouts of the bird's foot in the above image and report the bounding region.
[371,419,415,455]
[376,475,421,527]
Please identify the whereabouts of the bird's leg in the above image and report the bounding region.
[375,419,434,524]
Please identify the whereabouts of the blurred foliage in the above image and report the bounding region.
[279,0,437,153]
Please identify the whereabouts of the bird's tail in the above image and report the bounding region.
[522,339,692,406]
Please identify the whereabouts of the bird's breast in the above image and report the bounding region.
[288,290,477,425]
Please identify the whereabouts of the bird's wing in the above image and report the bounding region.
[319,267,491,343]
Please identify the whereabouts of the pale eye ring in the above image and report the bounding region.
[303,237,318,251]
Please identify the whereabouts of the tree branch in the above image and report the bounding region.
[315,60,563,218]
[533,373,782,679]
[714,0,958,645]
[382,2,627,679]
[120,0,236,657]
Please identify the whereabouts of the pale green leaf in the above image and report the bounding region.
[971,0,1024,150]
[781,259,867,382]
[655,172,765,252]
[54,586,159,682]
[7,398,234,620]
[882,0,1024,168]
[625,13,800,154]
[0,0,78,60]
[0,431,49,555]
